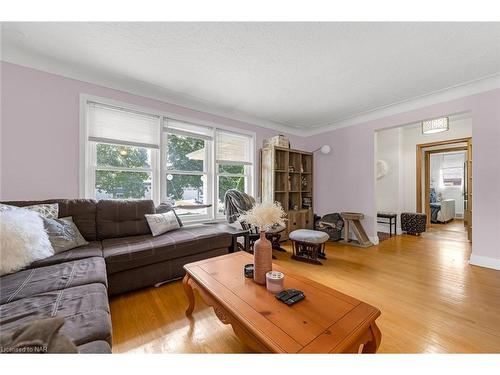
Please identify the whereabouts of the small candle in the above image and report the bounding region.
[266,271,284,293]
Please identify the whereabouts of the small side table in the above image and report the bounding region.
[377,212,397,237]
[202,223,250,253]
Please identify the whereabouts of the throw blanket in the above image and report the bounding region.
[224,189,255,223]
[430,203,441,222]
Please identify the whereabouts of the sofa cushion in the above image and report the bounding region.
[29,241,103,269]
[0,283,112,346]
[1,199,98,241]
[96,199,155,240]
[102,225,232,274]
[1,257,107,304]
[107,247,229,296]
[77,340,112,354]
[0,317,78,354]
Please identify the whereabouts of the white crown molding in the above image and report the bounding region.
[1,45,305,137]
[2,44,499,138]
[303,73,500,136]
[469,254,500,271]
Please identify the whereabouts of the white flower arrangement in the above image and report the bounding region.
[239,201,287,231]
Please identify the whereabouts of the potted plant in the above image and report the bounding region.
[239,202,287,284]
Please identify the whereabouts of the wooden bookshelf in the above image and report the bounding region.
[261,146,314,240]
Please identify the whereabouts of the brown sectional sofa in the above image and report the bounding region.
[0,199,233,353]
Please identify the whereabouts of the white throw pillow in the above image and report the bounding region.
[145,211,180,237]
[0,209,54,276]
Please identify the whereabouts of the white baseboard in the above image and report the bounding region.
[377,223,402,235]
[369,236,380,246]
[469,254,500,271]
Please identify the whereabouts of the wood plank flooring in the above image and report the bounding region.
[110,223,500,353]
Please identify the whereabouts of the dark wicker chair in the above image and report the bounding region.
[315,213,344,241]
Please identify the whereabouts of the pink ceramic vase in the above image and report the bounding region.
[253,231,272,285]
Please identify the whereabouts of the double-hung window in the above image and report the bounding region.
[215,130,254,217]
[163,120,213,220]
[84,102,160,201]
[82,96,255,223]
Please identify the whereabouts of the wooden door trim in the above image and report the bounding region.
[424,152,430,224]
[416,137,471,215]
[466,139,472,241]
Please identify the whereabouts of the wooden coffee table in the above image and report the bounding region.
[183,252,381,353]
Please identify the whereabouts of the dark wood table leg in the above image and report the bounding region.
[183,274,195,317]
[243,232,250,252]
[232,234,238,253]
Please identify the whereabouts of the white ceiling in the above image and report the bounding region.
[2,22,500,133]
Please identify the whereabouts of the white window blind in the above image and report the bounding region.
[442,153,465,187]
[82,96,255,220]
[442,153,464,168]
[88,102,160,149]
[216,130,252,164]
[164,118,213,140]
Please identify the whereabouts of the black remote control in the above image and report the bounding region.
[284,293,305,305]
[276,289,305,305]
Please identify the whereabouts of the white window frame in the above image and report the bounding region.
[89,141,158,201]
[214,129,255,218]
[162,124,213,222]
[80,94,256,224]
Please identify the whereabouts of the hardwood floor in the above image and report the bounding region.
[110,225,500,353]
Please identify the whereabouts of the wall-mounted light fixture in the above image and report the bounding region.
[422,117,449,134]
[313,145,331,154]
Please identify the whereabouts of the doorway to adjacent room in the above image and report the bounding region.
[416,137,472,242]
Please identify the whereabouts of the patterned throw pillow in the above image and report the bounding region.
[0,203,59,219]
[155,203,183,227]
[145,211,181,237]
[42,216,89,254]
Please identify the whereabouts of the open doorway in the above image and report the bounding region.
[416,137,472,242]
[375,113,472,243]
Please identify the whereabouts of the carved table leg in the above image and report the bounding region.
[183,274,195,316]
[362,322,382,353]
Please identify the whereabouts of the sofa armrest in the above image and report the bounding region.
[439,199,455,222]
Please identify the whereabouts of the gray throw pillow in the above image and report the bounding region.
[43,216,89,254]
[156,202,183,227]
[0,317,78,354]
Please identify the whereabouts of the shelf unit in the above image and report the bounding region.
[261,146,314,240]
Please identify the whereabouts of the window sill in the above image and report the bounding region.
[182,217,227,227]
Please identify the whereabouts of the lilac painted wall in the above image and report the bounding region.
[1,61,499,267]
[0,62,304,201]
[306,89,500,266]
